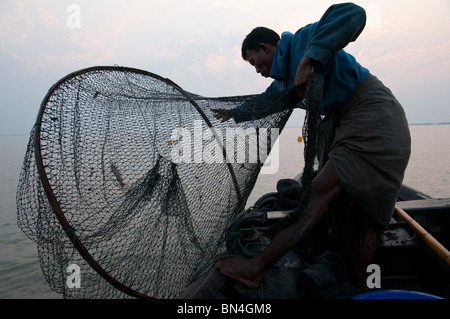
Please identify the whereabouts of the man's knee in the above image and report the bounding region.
[311,162,343,202]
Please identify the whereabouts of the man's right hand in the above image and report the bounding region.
[211,109,232,122]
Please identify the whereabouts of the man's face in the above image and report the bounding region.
[245,44,276,78]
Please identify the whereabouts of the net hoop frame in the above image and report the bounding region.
[33,65,243,299]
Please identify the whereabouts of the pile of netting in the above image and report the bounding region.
[16,66,322,299]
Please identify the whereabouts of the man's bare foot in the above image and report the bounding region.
[214,257,264,289]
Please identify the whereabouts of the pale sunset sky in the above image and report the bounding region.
[1,0,449,135]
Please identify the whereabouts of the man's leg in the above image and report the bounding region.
[349,214,378,288]
[214,161,344,288]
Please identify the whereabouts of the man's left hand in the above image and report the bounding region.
[294,56,315,97]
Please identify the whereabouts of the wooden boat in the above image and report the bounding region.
[181,175,450,299]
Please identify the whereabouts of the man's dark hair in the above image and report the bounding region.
[241,27,280,60]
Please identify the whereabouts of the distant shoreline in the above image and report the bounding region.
[1,122,450,136]
[409,122,450,126]
[285,122,450,129]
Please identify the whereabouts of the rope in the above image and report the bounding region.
[270,73,324,232]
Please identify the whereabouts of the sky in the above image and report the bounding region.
[1,0,449,136]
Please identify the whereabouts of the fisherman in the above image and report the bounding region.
[212,2,411,288]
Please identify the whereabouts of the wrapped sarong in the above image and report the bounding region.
[319,74,411,229]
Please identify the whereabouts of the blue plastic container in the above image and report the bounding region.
[353,289,444,299]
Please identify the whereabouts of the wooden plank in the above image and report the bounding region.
[397,198,450,216]
[266,198,450,219]
[267,210,292,219]
[398,184,433,200]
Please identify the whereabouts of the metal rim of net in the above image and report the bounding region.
[33,65,243,299]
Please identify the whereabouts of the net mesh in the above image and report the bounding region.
[16,66,306,299]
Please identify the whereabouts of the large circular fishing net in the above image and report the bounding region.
[16,66,324,299]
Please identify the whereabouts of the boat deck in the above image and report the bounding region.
[181,184,450,299]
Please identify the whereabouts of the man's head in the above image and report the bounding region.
[241,27,279,78]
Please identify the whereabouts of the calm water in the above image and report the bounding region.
[1,125,449,299]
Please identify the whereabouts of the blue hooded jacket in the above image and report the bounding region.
[232,3,370,121]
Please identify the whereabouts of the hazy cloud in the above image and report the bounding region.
[1,0,450,135]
